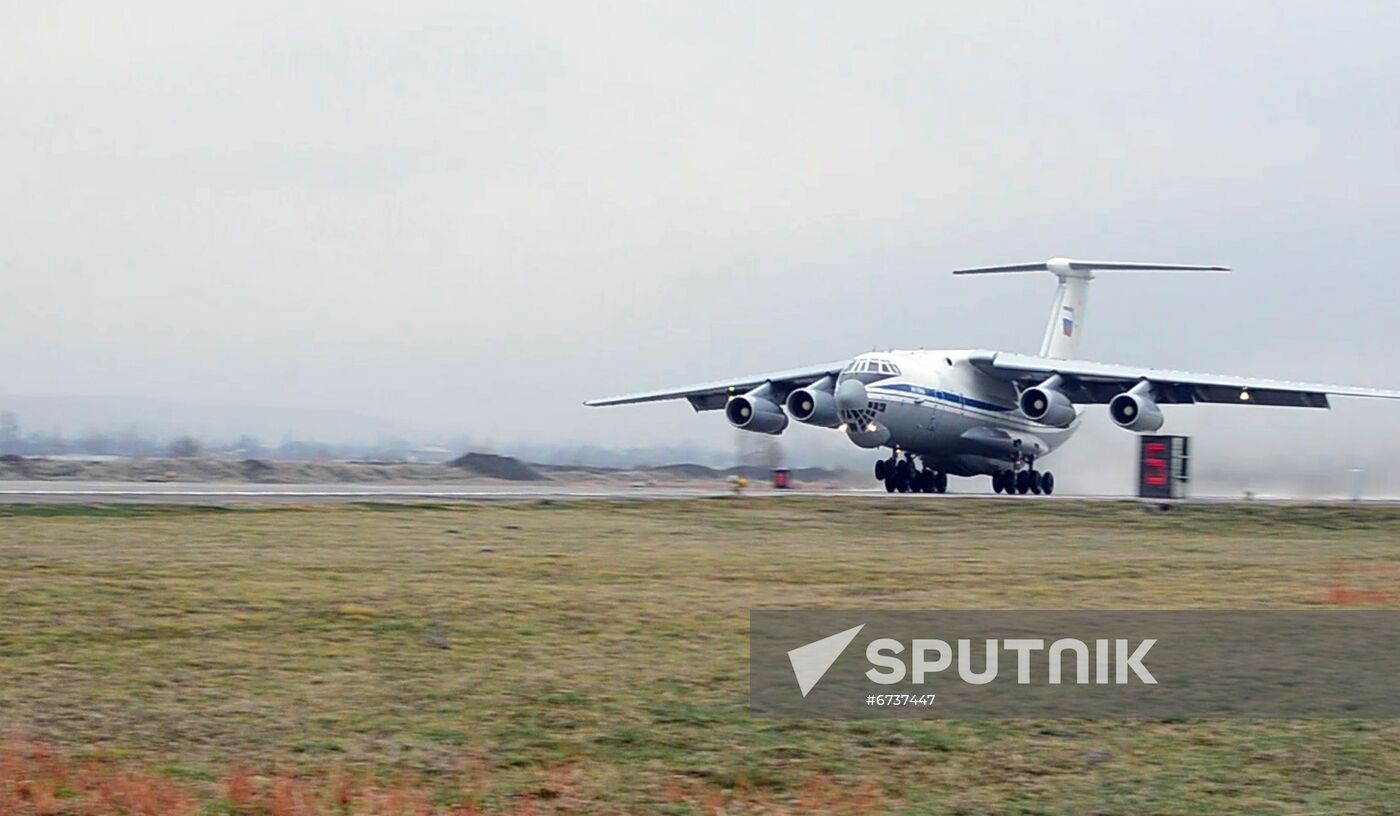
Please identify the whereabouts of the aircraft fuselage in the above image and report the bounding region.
[835,349,1078,476]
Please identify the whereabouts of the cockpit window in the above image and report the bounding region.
[840,358,896,380]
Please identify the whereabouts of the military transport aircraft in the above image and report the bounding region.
[586,259,1400,494]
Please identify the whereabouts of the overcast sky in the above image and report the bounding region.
[3,2,1399,491]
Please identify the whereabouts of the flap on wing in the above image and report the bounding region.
[958,426,1050,458]
[972,352,1400,408]
[585,360,850,411]
[686,394,729,411]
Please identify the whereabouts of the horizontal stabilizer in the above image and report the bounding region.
[954,257,1229,277]
[953,256,1230,358]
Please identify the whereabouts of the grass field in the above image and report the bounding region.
[2,498,1400,814]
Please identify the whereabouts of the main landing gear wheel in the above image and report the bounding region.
[998,469,1054,496]
[901,467,945,494]
[874,455,949,495]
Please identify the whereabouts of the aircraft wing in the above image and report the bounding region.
[584,360,850,411]
[971,352,1400,408]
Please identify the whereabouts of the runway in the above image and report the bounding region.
[0,480,1387,505]
[0,479,1120,504]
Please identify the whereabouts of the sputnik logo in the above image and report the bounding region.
[786,624,864,697]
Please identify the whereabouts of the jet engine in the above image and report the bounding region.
[1018,375,1076,427]
[725,385,789,435]
[1109,382,1165,432]
[786,377,840,428]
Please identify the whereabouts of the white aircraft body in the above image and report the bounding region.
[586,259,1400,494]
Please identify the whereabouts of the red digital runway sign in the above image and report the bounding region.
[1139,435,1189,499]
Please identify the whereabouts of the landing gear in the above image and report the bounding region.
[909,468,948,494]
[878,453,898,492]
[881,455,909,493]
[996,466,1054,496]
[874,453,947,494]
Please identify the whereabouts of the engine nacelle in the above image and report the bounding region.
[1019,386,1076,427]
[726,390,788,435]
[1109,388,1165,432]
[786,382,840,428]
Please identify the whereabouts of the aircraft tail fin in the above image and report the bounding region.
[953,257,1230,359]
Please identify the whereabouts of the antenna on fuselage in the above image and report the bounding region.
[952,257,1230,359]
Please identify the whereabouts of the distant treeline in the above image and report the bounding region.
[0,411,794,469]
[0,411,447,462]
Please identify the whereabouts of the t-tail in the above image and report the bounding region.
[953,257,1230,359]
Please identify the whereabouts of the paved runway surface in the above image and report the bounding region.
[0,480,1388,505]
[0,480,1123,503]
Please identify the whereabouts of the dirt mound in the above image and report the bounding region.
[240,459,275,481]
[0,454,30,477]
[643,463,722,479]
[447,452,545,481]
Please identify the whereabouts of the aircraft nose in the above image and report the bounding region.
[835,377,868,412]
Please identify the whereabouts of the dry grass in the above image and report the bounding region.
[2,499,1400,814]
[0,740,886,816]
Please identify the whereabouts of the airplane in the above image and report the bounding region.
[585,258,1400,494]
